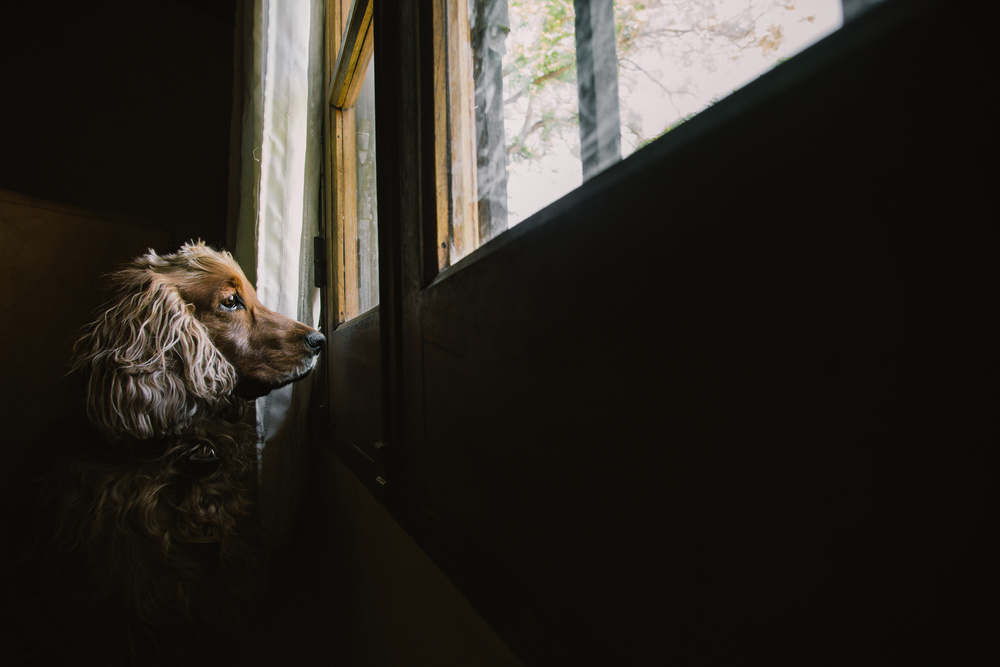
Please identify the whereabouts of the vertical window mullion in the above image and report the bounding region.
[573,0,621,180]
[434,0,480,270]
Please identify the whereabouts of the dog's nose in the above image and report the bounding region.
[306,331,326,351]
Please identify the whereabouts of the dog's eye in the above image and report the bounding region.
[219,294,244,311]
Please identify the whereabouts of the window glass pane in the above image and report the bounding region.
[449,0,842,265]
[496,1,584,227]
[616,0,842,158]
[338,56,378,322]
[354,57,378,313]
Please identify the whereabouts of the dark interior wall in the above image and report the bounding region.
[262,446,522,666]
[0,191,172,459]
[0,2,235,479]
[0,0,235,248]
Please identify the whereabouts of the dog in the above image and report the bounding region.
[1,242,324,665]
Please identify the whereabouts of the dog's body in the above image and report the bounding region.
[1,243,324,665]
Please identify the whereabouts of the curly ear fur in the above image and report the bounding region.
[72,259,238,441]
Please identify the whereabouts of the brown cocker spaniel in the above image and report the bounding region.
[2,242,324,665]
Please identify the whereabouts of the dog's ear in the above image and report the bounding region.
[72,269,238,441]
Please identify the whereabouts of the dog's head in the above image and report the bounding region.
[72,242,325,441]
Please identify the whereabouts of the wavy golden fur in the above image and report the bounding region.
[3,242,324,665]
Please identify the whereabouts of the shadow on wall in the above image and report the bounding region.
[0,1,235,247]
[0,190,173,478]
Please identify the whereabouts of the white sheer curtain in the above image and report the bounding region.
[232,0,325,551]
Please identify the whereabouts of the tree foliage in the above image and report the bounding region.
[500,0,833,161]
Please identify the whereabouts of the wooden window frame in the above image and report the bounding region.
[433,0,480,268]
[320,0,386,497]
[324,0,375,325]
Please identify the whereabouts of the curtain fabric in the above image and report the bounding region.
[233,0,325,551]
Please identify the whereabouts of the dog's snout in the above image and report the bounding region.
[306,331,326,351]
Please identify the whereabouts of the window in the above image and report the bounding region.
[320,0,384,490]
[324,0,378,323]
[437,0,842,266]
[318,0,953,662]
